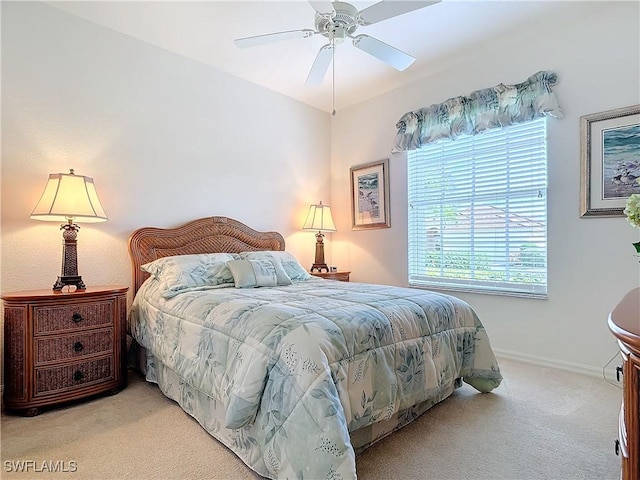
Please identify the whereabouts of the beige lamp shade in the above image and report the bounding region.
[302,201,336,232]
[30,169,108,223]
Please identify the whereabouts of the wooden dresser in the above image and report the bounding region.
[2,285,128,416]
[608,287,640,480]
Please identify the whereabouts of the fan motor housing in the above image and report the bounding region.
[315,1,360,41]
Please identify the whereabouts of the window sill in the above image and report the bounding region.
[408,282,548,300]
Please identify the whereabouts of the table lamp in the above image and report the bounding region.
[30,169,108,292]
[302,200,336,272]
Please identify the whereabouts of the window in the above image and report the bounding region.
[407,118,547,298]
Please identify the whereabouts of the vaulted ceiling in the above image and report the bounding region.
[47,1,580,113]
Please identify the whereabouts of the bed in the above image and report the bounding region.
[127,216,502,480]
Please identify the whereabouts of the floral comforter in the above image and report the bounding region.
[130,278,502,479]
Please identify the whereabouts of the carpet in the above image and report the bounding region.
[1,359,622,480]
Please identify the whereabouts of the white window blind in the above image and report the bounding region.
[407,118,547,297]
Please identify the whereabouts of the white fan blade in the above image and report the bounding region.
[235,29,315,48]
[352,34,415,71]
[306,44,333,85]
[358,0,441,26]
[308,1,335,16]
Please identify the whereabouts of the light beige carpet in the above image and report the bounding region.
[1,359,623,480]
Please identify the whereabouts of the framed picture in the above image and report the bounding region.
[350,159,390,230]
[580,104,640,217]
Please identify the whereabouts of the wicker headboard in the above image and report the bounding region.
[128,216,285,295]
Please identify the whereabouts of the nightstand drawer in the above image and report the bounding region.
[34,356,114,397]
[35,328,114,365]
[34,301,114,335]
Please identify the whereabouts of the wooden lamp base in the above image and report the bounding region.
[310,231,329,273]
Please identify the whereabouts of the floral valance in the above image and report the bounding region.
[392,71,563,153]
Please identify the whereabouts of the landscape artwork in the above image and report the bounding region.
[602,122,640,199]
[350,159,390,229]
[580,105,640,217]
[357,172,380,218]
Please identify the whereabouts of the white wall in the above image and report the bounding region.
[330,1,640,374]
[2,1,639,381]
[1,2,331,301]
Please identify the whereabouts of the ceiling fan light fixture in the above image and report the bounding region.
[328,26,347,44]
[234,0,441,111]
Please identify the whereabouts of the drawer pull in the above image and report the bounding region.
[615,439,620,456]
[73,370,84,381]
[73,341,84,352]
[71,313,83,323]
[616,366,623,382]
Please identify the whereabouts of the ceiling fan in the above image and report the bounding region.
[234,1,441,86]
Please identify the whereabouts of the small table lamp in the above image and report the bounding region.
[30,169,108,292]
[302,200,336,272]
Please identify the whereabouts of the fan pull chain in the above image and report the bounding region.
[332,42,336,116]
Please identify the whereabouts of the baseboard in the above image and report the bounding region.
[493,347,621,381]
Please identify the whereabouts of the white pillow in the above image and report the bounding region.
[227,259,292,288]
[239,251,312,281]
[141,253,238,298]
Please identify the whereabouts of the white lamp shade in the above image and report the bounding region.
[302,201,336,232]
[30,170,108,223]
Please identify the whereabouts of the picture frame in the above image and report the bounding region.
[350,159,390,230]
[580,104,640,217]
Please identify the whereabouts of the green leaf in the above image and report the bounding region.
[633,242,640,254]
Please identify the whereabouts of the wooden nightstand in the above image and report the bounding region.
[311,271,351,282]
[2,285,128,416]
